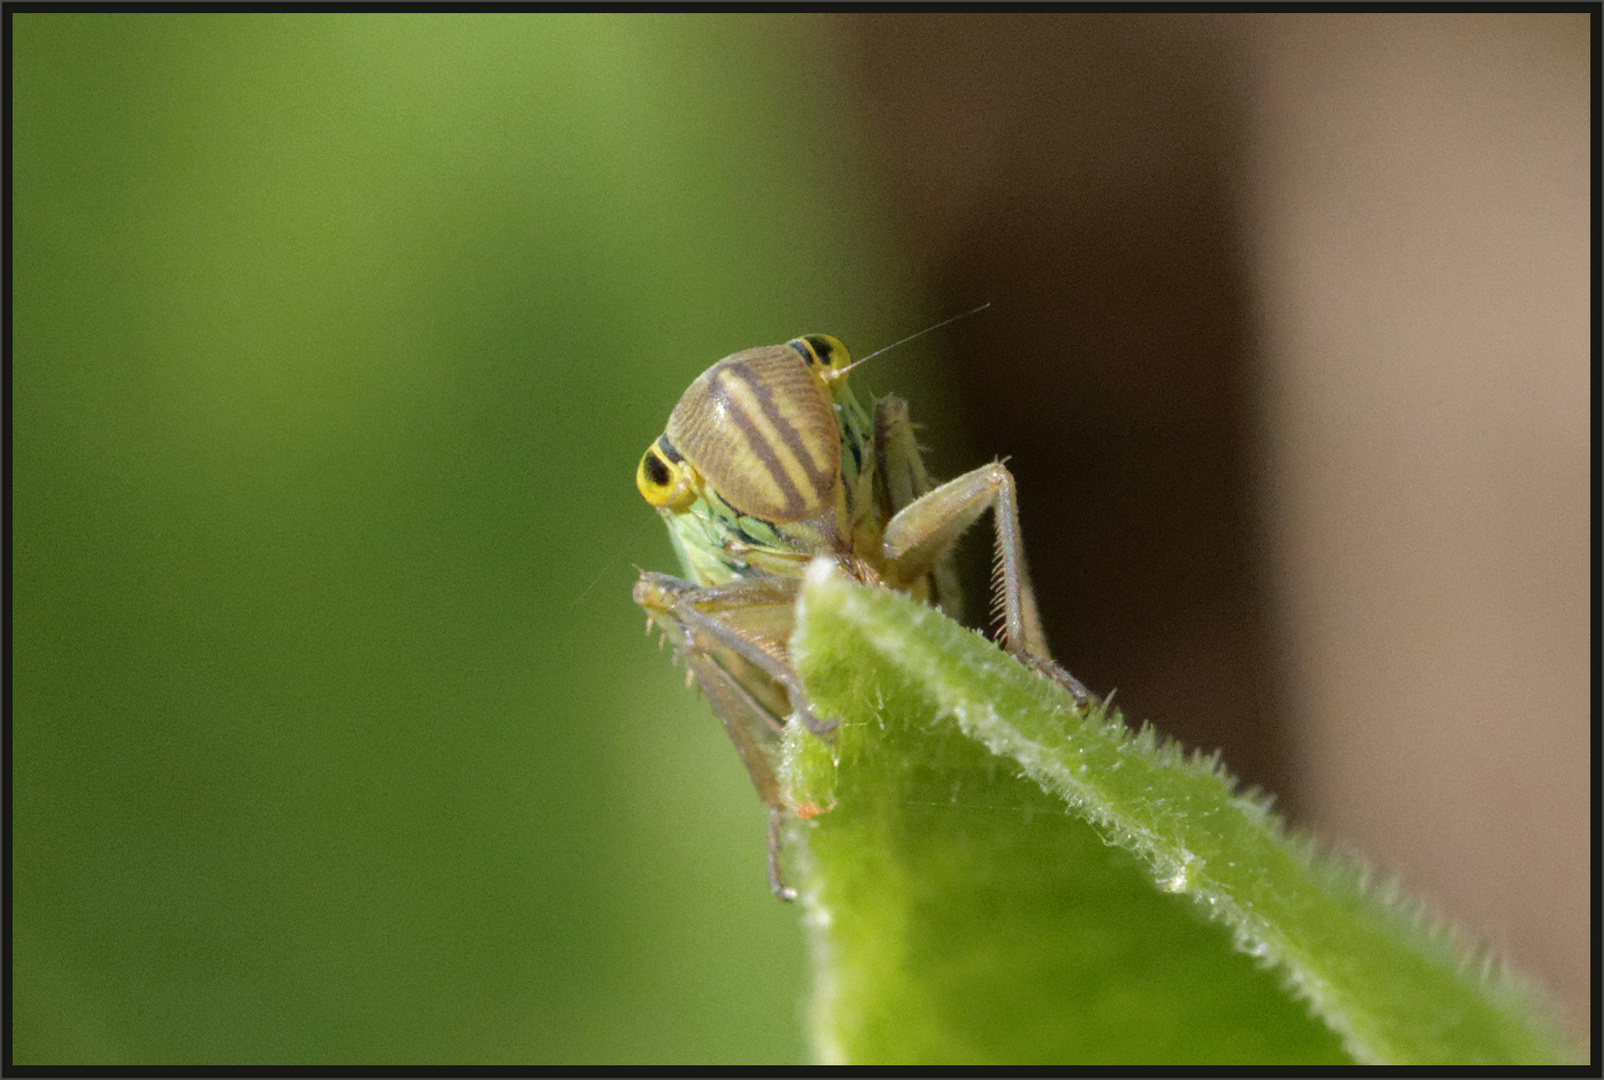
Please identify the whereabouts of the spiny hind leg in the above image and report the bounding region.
[879,462,1090,705]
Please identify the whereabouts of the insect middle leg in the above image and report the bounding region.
[874,396,966,622]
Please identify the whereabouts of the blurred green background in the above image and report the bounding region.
[13,13,940,1064]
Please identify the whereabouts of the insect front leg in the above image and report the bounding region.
[878,463,1090,705]
[635,572,837,738]
[635,571,832,900]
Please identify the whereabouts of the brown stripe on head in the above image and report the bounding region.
[665,344,841,523]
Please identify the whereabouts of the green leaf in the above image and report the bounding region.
[782,562,1582,1066]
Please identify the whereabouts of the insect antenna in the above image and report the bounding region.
[838,302,992,376]
[569,515,658,612]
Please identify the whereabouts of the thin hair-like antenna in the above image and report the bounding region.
[839,302,991,375]
[569,514,657,611]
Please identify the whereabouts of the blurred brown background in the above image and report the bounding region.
[822,12,1589,1035]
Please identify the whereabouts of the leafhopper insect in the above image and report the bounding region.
[635,331,1087,899]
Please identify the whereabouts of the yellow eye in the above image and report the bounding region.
[793,334,852,381]
[636,437,697,510]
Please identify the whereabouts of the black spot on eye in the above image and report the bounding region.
[644,452,672,487]
[801,335,837,366]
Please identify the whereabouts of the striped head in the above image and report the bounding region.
[636,335,853,525]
